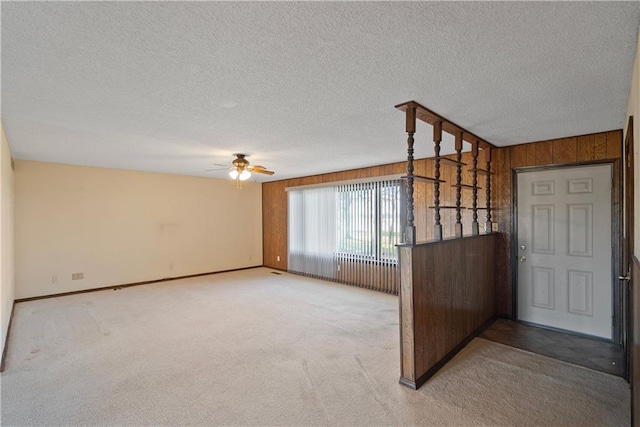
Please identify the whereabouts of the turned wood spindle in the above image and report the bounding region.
[471,142,479,236]
[405,107,417,244]
[455,132,463,238]
[433,121,443,241]
[485,147,492,234]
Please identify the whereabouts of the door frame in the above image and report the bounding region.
[511,158,623,344]
[624,116,634,381]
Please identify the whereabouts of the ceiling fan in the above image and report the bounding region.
[209,154,274,185]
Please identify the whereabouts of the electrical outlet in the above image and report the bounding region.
[71,272,84,280]
[277,256,280,262]
[52,276,57,284]
[492,223,499,232]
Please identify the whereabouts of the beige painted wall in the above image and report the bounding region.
[628,30,640,258]
[15,161,262,299]
[1,126,15,355]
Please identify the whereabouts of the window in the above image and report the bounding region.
[288,178,404,279]
[337,181,403,262]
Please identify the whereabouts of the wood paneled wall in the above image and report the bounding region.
[263,129,621,315]
[398,234,497,389]
[632,255,640,426]
[492,130,622,316]
[263,151,490,271]
[336,261,398,294]
[263,162,406,271]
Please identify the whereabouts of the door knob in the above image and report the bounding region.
[519,256,526,262]
[619,268,631,281]
[520,245,526,250]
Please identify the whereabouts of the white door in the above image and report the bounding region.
[517,164,612,339]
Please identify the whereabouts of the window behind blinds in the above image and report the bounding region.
[288,178,404,294]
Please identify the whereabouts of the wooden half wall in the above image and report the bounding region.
[492,130,623,316]
[399,234,497,389]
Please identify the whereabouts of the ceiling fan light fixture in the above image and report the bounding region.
[239,170,251,181]
[222,154,271,185]
[228,169,251,181]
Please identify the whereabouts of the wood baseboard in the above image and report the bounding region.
[15,265,263,303]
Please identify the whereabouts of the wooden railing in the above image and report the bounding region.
[396,100,494,240]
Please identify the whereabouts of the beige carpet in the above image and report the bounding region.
[0,268,629,426]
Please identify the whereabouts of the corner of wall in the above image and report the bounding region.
[0,124,16,360]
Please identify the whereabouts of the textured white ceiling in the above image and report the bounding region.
[2,2,640,182]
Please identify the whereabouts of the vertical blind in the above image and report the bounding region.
[288,178,404,294]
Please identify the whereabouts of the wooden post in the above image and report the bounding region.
[405,106,416,244]
[455,132,463,238]
[485,147,492,234]
[433,121,443,241]
[398,245,416,388]
[471,141,479,235]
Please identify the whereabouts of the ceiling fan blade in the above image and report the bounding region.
[205,167,228,172]
[251,168,274,175]
[213,163,228,167]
